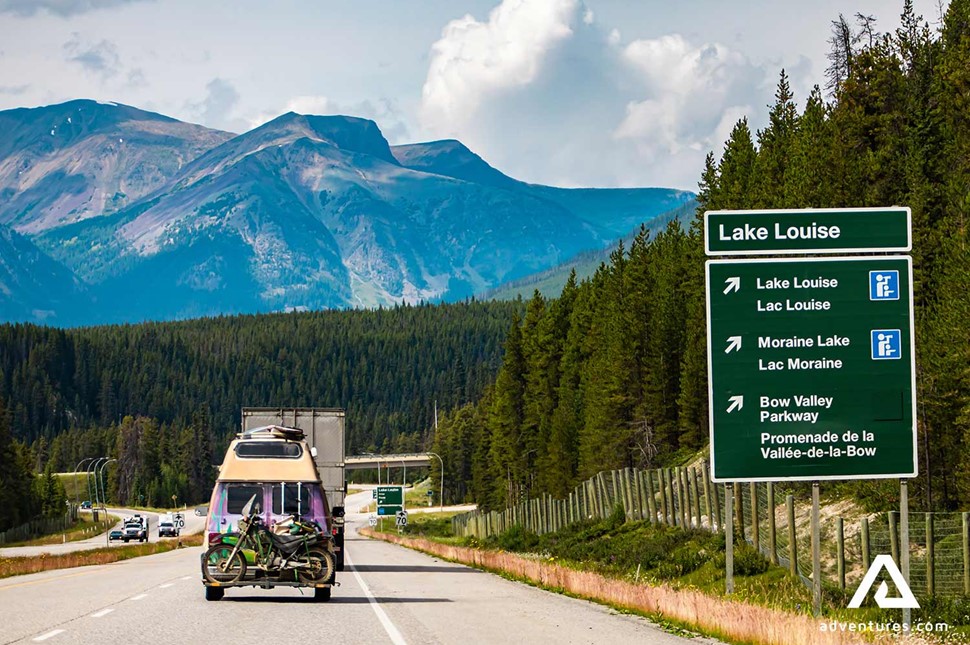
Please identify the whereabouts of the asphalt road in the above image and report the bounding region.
[0,495,706,644]
[0,508,206,558]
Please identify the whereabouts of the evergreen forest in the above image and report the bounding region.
[431,1,970,513]
[0,301,517,522]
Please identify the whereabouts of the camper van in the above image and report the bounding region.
[202,424,335,601]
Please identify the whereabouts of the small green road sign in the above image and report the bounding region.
[376,485,403,507]
[705,207,911,256]
[706,256,916,482]
[377,505,403,516]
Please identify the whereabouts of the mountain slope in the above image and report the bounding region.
[390,139,694,236]
[0,100,233,233]
[0,224,89,323]
[2,102,696,325]
[481,198,698,301]
[36,114,604,319]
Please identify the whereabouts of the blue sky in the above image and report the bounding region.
[0,0,946,191]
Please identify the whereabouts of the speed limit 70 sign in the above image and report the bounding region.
[395,511,408,527]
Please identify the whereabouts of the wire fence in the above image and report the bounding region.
[452,464,970,599]
[0,509,75,545]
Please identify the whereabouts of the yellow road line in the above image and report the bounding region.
[0,568,101,591]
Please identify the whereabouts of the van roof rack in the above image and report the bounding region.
[237,424,305,441]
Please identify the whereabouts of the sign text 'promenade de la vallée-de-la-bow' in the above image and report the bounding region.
[704,208,916,482]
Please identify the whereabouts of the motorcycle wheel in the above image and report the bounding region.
[298,547,335,584]
[202,544,246,584]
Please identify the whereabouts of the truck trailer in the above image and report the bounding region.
[240,408,346,570]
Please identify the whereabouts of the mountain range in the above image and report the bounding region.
[0,100,695,326]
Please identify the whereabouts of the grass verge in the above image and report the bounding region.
[366,509,960,644]
[0,533,204,579]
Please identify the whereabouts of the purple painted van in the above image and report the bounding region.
[202,426,334,600]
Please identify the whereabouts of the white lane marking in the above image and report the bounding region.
[33,630,64,641]
[90,608,114,618]
[129,594,148,601]
[180,576,192,581]
[345,550,407,645]
[159,583,174,588]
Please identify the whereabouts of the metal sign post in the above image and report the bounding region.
[705,207,918,613]
[812,482,821,616]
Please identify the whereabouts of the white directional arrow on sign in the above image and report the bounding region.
[724,336,742,353]
[726,395,744,413]
[723,276,741,294]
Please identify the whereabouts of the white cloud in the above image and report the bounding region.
[420,0,578,134]
[64,35,121,79]
[615,35,765,156]
[0,0,151,17]
[186,78,243,132]
[418,0,774,190]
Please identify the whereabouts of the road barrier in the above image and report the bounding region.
[452,464,970,600]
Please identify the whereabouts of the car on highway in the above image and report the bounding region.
[80,501,92,509]
[109,530,124,541]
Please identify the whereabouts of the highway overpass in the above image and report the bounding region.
[345,453,437,470]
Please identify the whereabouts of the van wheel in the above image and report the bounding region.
[314,587,331,602]
[205,587,224,601]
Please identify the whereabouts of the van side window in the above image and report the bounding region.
[272,483,313,515]
[226,485,263,514]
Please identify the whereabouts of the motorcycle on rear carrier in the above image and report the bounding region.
[201,494,336,602]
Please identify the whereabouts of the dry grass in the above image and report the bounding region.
[0,533,203,579]
[362,528,903,645]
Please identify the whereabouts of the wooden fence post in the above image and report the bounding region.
[714,483,723,532]
[645,471,657,525]
[750,482,760,550]
[621,467,636,521]
[692,468,702,529]
[861,517,870,571]
[787,494,797,576]
[963,512,969,596]
[634,469,646,521]
[610,470,620,513]
[767,482,778,565]
[660,468,677,526]
[889,511,900,565]
[676,467,690,529]
[926,513,935,597]
[702,461,714,530]
[836,517,845,590]
[735,483,745,540]
[657,470,668,526]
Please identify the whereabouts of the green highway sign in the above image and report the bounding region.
[377,505,403,516]
[706,256,916,482]
[376,485,403,507]
[705,207,911,256]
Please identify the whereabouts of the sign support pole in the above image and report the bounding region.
[725,482,734,594]
[901,479,911,633]
[812,482,821,616]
